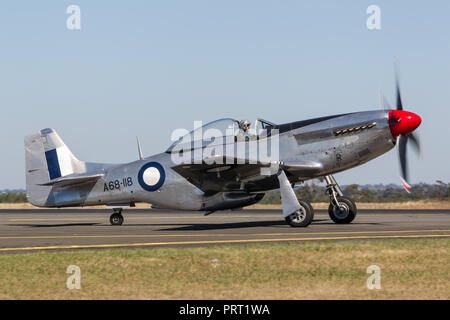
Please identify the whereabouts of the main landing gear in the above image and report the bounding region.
[324,175,357,224]
[284,200,314,227]
[277,170,314,227]
[110,208,124,226]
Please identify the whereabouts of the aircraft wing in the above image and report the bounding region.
[171,155,275,193]
[171,155,321,193]
[38,173,104,188]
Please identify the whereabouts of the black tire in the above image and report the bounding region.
[110,213,124,226]
[328,196,357,224]
[285,200,314,227]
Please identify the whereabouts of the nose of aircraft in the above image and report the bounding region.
[388,110,422,139]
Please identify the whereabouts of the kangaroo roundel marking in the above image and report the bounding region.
[138,162,165,191]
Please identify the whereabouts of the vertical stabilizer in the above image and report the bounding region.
[24,128,85,206]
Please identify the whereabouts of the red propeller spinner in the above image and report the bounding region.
[388,110,422,139]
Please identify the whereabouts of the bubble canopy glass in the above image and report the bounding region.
[166,118,239,152]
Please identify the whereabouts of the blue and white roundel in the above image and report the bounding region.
[138,162,165,192]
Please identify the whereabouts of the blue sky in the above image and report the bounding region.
[1,1,449,189]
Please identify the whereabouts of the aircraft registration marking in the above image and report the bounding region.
[103,177,133,191]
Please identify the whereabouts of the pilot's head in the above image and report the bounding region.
[239,120,251,132]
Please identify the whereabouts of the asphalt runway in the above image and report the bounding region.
[0,208,449,253]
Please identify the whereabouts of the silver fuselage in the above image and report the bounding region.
[29,110,395,210]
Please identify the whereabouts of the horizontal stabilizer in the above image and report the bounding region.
[38,173,103,188]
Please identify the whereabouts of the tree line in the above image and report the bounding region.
[0,192,28,203]
[1,181,449,203]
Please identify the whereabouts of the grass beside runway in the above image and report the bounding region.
[0,239,448,299]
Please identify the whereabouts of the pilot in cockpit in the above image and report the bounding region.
[236,119,255,142]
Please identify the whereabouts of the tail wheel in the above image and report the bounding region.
[285,201,314,227]
[328,196,357,224]
[110,213,124,226]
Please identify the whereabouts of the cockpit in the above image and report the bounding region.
[166,118,276,153]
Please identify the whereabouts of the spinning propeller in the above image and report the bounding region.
[388,71,422,192]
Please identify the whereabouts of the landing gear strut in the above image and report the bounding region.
[325,175,357,224]
[110,208,124,226]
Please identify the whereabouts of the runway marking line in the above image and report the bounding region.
[1,234,450,252]
[0,229,450,240]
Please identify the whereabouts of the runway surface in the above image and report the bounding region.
[0,208,449,253]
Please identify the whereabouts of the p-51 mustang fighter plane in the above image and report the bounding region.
[24,77,421,227]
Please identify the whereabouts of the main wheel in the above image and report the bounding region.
[110,213,124,226]
[328,196,357,224]
[285,200,314,227]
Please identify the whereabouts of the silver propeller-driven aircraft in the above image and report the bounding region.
[24,77,421,227]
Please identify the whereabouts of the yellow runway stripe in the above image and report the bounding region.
[1,234,450,252]
[1,229,450,240]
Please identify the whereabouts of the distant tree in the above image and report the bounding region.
[295,183,315,202]
[260,190,281,204]
[0,192,28,203]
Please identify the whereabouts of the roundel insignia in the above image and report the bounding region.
[138,162,165,192]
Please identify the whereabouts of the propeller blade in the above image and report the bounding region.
[395,73,403,110]
[379,89,383,110]
[382,93,392,110]
[400,176,412,193]
[394,58,404,110]
[408,133,423,159]
[398,135,410,192]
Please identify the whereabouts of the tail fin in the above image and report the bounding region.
[24,128,86,206]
